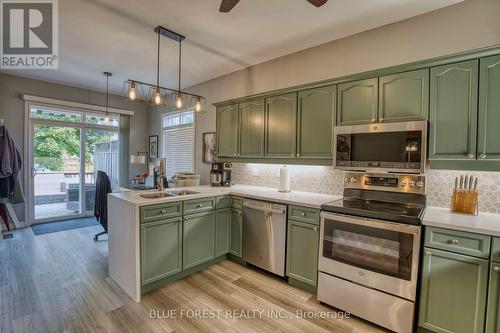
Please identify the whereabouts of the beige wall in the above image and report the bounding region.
[0,73,149,222]
[151,0,499,184]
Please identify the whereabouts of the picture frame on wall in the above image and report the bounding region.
[202,132,216,164]
[149,135,158,159]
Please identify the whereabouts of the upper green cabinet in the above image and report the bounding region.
[379,68,429,122]
[478,55,500,161]
[337,78,378,125]
[418,247,488,333]
[140,217,183,285]
[239,99,265,157]
[217,104,239,157]
[265,93,297,157]
[429,60,479,161]
[297,86,335,158]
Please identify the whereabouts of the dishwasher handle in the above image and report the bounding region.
[243,201,286,215]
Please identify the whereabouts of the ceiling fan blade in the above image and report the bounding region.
[307,0,328,7]
[219,0,240,12]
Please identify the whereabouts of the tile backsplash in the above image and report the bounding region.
[232,163,500,214]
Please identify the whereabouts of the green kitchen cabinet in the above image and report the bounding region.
[230,208,242,258]
[297,86,335,158]
[418,247,488,333]
[239,99,265,157]
[478,55,500,161]
[486,262,500,333]
[217,104,239,157]
[286,219,319,286]
[215,208,230,257]
[265,93,297,157]
[182,211,216,269]
[379,69,429,122]
[429,60,479,161]
[140,217,183,285]
[337,77,378,125]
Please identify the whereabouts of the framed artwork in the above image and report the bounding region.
[149,135,158,159]
[202,132,216,164]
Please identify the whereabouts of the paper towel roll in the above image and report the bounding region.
[278,165,290,193]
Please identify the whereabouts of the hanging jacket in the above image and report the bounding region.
[0,126,22,178]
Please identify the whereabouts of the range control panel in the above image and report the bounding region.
[343,172,426,194]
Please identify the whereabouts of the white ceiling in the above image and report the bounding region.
[2,0,463,94]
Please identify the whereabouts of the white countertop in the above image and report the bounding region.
[110,184,340,209]
[423,206,500,237]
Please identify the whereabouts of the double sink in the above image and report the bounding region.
[139,190,200,199]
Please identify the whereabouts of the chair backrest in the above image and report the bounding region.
[94,171,112,222]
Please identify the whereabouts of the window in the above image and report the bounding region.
[162,110,194,179]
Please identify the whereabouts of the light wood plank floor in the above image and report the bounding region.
[0,225,388,333]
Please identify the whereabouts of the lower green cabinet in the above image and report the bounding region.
[230,208,242,257]
[183,211,216,269]
[286,219,319,286]
[486,262,500,333]
[140,217,183,285]
[418,247,488,333]
[215,208,230,256]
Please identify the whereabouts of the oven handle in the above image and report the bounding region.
[320,211,421,235]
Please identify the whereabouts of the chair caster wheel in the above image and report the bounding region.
[94,236,98,241]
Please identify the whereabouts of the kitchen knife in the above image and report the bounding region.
[460,175,464,189]
[455,177,458,189]
[469,176,474,190]
[473,177,478,191]
[464,175,469,191]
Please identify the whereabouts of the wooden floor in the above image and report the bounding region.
[0,226,388,333]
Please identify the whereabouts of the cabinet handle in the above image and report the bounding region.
[480,153,487,159]
[451,239,459,245]
[371,118,376,123]
[300,212,305,217]
[467,153,475,159]
[297,153,300,157]
[379,118,384,123]
[160,209,166,214]
[494,266,500,272]
[197,204,203,208]
[185,217,189,221]
[313,227,318,231]
[425,251,432,256]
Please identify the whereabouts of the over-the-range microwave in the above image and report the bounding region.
[334,120,427,174]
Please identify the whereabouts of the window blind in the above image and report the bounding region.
[162,124,194,179]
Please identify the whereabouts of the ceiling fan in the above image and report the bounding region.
[219,0,328,13]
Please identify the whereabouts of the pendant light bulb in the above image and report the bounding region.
[104,112,110,123]
[129,81,137,100]
[154,87,161,105]
[195,97,202,112]
[176,93,183,109]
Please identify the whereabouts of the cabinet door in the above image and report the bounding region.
[141,217,182,285]
[429,60,478,161]
[337,78,378,125]
[486,263,500,333]
[379,69,429,122]
[215,208,230,257]
[297,86,335,158]
[217,104,239,157]
[265,93,297,157]
[239,99,265,157]
[286,220,319,286]
[230,209,242,257]
[478,55,500,161]
[183,211,215,269]
[418,247,488,333]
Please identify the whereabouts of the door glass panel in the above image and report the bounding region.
[33,124,81,220]
[322,217,414,280]
[84,129,119,215]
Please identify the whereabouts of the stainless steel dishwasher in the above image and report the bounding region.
[242,199,287,276]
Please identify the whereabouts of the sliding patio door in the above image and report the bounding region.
[28,106,120,224]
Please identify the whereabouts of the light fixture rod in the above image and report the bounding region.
[156,31,160,87]
[178,40,182,91]
[104,71,112,111]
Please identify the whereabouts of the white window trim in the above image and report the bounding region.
[22,94,134,116]
[161,109,195,178]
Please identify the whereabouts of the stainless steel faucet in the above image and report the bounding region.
[157,159,165,191]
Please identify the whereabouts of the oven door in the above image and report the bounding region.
[319,212,421,301]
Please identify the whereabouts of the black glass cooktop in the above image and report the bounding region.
[321,197,425,225]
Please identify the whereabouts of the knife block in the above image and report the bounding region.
[451,189,478,215]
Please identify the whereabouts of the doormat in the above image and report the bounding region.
[3,233,13,239]
[31,217,100,236]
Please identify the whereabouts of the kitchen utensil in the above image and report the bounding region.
[455,177,458,189]
[459,175,464,189]
[473,177,478,190]
[464,175,469,190]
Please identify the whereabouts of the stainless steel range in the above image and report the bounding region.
[318,172,426,333]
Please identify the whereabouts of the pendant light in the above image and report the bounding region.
[103,72,112,123]
[175,39,183,109]
[152,30,163,105]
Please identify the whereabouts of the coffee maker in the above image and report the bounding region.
[211,162,232,187]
